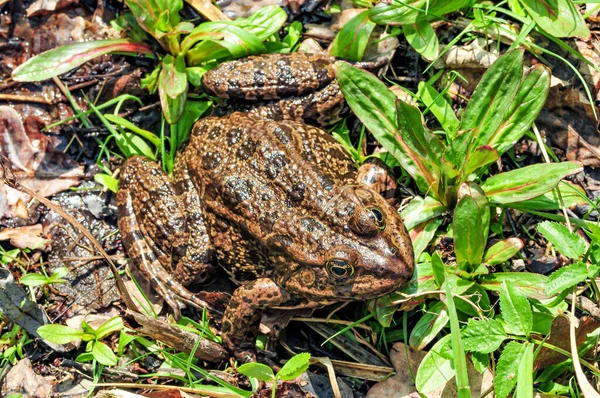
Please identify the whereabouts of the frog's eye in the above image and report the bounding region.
[367,207,386,230]
[326,259,355,279]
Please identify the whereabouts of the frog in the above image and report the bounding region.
[117,52,414,362]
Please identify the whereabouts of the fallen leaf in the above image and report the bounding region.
[0,224,47,249]
[27,0,79,17]
[534,315,600,370]
[1,358,55,397]
[0,106,83,219]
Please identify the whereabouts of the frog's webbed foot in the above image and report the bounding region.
[222,278,291,362]
[356,158,399,206]
[117,156,216,317]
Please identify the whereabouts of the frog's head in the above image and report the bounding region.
[275,186,414,301]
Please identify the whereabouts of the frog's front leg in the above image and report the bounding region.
[117,156,216,318]
[222,278,291,362]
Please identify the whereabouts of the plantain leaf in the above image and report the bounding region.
[417,81,460,136]
[370,0,470,26]
[481,161,583,205]
[158,54,188,124]
[403,20,439,60]
[454,183,490,267]
[335,62,442,197]
[490,64,551,156]
[459,50,524,165]
[483,238,524,266]
[12,39,153,82]
[518,0,590,39]
[331,10,376,61]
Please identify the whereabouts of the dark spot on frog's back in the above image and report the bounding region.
[236,138,258,160]
[289,182,306,204]
[207,124,223,140]
[202,151,221,170]
[265,152,289,180]
[222,178,254,206]
[227,127,242,145]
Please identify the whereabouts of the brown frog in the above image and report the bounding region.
[117,52,414,362]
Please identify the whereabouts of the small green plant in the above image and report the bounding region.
[237,352,311,398]
[337,49,583,263]
[11,5,291,125]
[0,325,32,366]
[20,267,69,289]
[37,316,124,366]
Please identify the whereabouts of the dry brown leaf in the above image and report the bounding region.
[27,0,79,16]
[534,315,600,370]
[0,224,47,249]
[0,106,83,219]
[538,87,600,167]
[1,358,55,397]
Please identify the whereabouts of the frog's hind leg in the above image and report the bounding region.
[117,156,215,317]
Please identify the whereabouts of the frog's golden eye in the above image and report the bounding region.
[326,259,355,279]
[367,207,386,230]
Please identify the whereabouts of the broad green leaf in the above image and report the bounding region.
[12,39,153,82]
[545,261,589,296]
[461,146,499,181]
[232,5,287,41]
[417,81,460,135]
[277,352,311,380]
[499,281,532,336]
[237,362,275,382]
[415,335,454,393]
[490,65,551,156]
[158,54,188,124]
[400,196,447,230]
[330,10,376,61]
[431,251,445,287]
[19,274,49,287]
[461,50,523,164]
[95,174,119,193]
[454,183,490,267]
[495,341,526,398]
[182,23,265,61]
[461,318,507,354]
[481,161,583,205]
[518,0,590,38]
[410,217,443,260]
[94,316,124,340]
[537,221,585,260]
[92,341,118,366]
[516,343,534,398]
[49,267,69,280]
[37,325,88,344]
[509,181,587,211]
[480,272,549,300]
[403,21,439,60]
[483,238,524,265]
[370,0,470,25]
[334,62,441,196]
[409,301,449,350]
